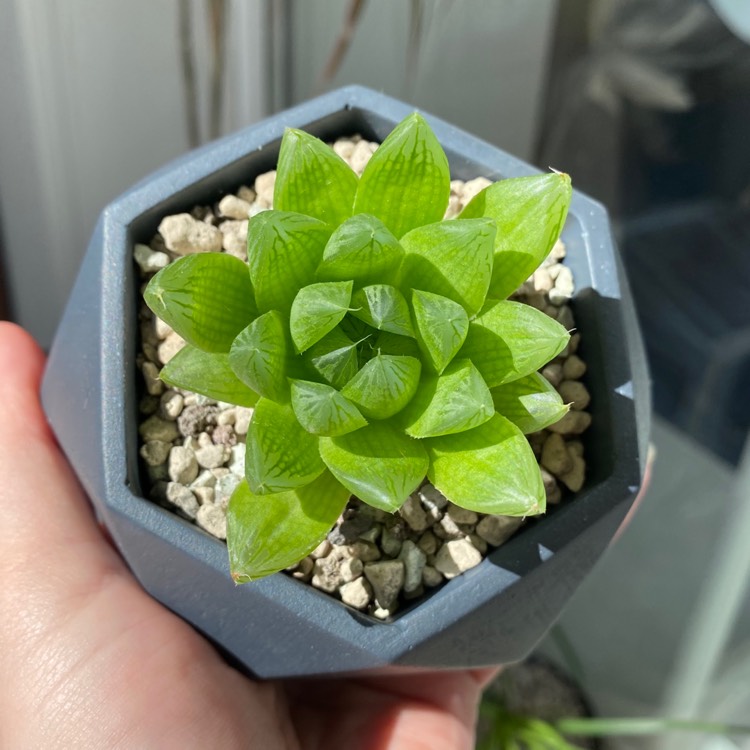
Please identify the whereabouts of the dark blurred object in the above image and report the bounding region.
[623,201,750,465]
[538,0,750,465]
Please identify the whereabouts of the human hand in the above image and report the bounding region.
[0,322,495,750]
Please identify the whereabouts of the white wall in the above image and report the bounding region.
[291,0,558,161]
[0,0,266,347]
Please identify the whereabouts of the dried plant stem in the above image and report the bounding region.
[317,0,367,91]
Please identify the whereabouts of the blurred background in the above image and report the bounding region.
[1,1,749,747]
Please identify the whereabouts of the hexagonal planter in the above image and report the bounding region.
[41,86,650,679]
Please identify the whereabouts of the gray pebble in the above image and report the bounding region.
[338,515,374,543]
[418,484,448,510]
[339,557,363,583]
[168,445,199,484]
[469,534,488,554]
[165,482,199,519]
[139,394,159,416]
[134,243,169,273]
[237,185,256,203]
[541,468,562,504]
[348,540,381,562]
[417,530,439,556]
[556,305,576,331]
[141,361,164,396]
[562,355,587,380]
[227,444,245,476]
[192,486,215,506]
[234,407,253,435]
[527,430,546,459]
[211,424,237,447]
[254,171,276,207]
[196,502,227,539]
[358,526,381,543]
[157,332,186,365]
[380,527,403,558]
[310,540,332,559]
[547,410,592,435]
[475,515,523,547]
[559,454,586,492]
[158,213,222,255]
[219,220,249,259]
[190,470,217,489]
[541,433,573,475]
[159,390,184,420]
[558,380,591,411]
[446,502,479,526]
[218,194,252,220]
[422,565,444,588]
[195,443,229,470]
[214,473,241,507]
[312,555,346,593]
[292,557,314,582]
[140,440,171,467]
[364,561,405,609]
[339,577,372,610]
[399,541,427,593]
[398,494,430,532]
[140,415,180,443]
[541,363,563,387]
[154,317,172,340]
[434,539,482,579]
[178,404,219,437]
[434,514,464,541]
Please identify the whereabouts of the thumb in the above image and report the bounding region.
[0,322,127,596]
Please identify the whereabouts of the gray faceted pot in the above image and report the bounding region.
[42,86,650,679]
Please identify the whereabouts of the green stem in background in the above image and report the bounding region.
[555,716,750,738]
[479,693,750,749]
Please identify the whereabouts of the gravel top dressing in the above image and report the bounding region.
[135,136,591,619]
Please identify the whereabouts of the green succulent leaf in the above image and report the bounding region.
[491,372,570,434]
[402,359,494,438]
[290,281,353,353]
[290,379,368,436]
[246,210,332,314]
[304,327,361,389]
[144,253,255,352]
[460,301,570,387]
[399,218,496,315]
[372,331,421,359]
[350,285,414,338]
[411,289,469,374]
[274,128,358,226]
[460,172,572,300]
[427,413,545,515]
[229,310,291,403]
[227,471,351,582]
[245,398,325,494]
[341,353,421,419]
[353,112,450,239]
[160,344,258,407]
[319,422,429,511]
[316,214,404,285]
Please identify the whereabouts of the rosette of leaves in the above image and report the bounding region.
[144,113,573,583]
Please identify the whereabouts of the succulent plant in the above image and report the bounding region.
[144,113,573,582]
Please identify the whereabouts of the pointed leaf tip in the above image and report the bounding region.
[274,128,357,226]
[354,113,450,238]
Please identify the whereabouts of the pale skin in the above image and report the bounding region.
[0,322,497,750]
